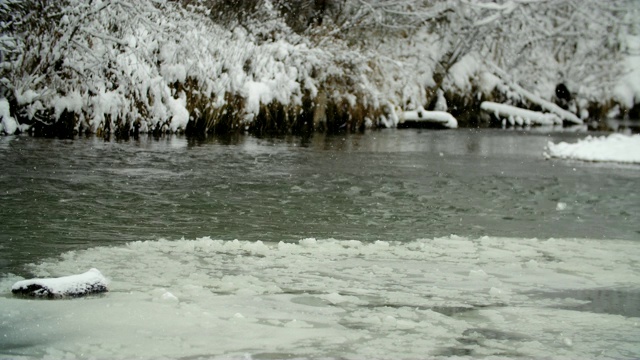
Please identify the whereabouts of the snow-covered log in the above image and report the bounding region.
[12,268,108,298]
[480,101,561,126]
[399,107,458,129]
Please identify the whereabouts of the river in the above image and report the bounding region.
[0,128,639,359]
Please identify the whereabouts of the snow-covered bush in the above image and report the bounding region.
[0,0,404,135]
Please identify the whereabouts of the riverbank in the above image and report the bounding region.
[1,1,638,137]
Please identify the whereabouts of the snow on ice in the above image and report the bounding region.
[546,133,640,164]
[1,236,638,359]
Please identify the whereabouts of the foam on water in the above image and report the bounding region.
[1,236,639,359]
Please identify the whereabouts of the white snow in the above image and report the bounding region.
[11,268,108,297]
[165,91,189,132]
[14,89,40,105]
[447,53,482,91]
[400,107,458,128]
[90,89,124,130]
[160,64,188,84]
[1,236,638,359]
[545,134,640,164]
[0,98,17,135]
[53,91,84,119]
[434,89,447,111]
[481,101,562,126]
[614,34,640,109]
[243,81,273,117]
[478,71,502,94]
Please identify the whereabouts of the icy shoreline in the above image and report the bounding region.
[1,236,638,359]
[546,133,640,164]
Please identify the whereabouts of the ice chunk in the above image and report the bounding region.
[161,291,179,302]
[469,269,488,278]
[299,238,317,247]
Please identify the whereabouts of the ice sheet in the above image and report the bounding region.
[1,236,638,359]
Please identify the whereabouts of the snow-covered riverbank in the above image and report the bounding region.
[0,0,637,136]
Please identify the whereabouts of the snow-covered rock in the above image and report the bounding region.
[12,268,108,298]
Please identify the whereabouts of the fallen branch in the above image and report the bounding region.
[480,101,561,125]
[488,63,583,124]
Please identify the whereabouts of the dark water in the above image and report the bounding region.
[0,129,639,275]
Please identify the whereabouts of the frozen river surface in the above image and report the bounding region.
[0,129,639,359]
